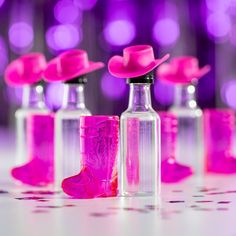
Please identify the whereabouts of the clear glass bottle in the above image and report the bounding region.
[170,83,203,175]
[55,77,91,189]
[15,83,49,166]
[119,72,160,197]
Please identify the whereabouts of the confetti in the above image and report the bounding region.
[216,208,228,211]
[32,210,49,214]
[21,190,60,195]
[168,200,185,203]
[15,196,43,200]
[0,190,9,194]
[90,212,110,217]
[36,205,63,209]
[195,200,213,203]
[217,201,230,204]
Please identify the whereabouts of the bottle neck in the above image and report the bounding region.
[128,83,152,112]
[62,84,86,110]
[22,84,45,109]
[173,84,198,109]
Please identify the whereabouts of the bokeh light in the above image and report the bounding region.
[45,83,64,111]
[6,87,22,106]
[206,13,231,38]
[54,0,80,24]
[0,0,5,7]
[46,24,81,51]
[103,19,136,46]
[152,18,180,46]
[73,0,97,10]
[8,22,34,49]
[100,72,126,100]
[205,0,231,12]
[154,80,174,106]
[221,80,236,109]
[0,36,8,75]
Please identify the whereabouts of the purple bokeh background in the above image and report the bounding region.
[0,0,236,127]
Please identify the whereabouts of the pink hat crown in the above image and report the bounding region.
[157,56,210,84]
[5,52,46,86]
[108,45,169,78]
[123,45,155,70]
[20,53,46,78]
[44,49,104,82]
[56,50,90,76]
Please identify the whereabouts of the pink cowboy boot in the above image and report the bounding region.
[62,116,119,199]
[11,114,54,186]
[159,112,193,183]
[204,109,236,173]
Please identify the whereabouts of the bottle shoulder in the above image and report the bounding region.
[56,108,91,119]
[15,108,50,117]
[170,107,202,117]
[121,108,159,121]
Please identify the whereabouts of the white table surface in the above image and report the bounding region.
[1,130,236,236]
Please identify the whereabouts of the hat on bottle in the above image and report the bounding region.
[108,45,169,78]
[44,49,104,82]
[157,56,210,84]
[5,53,46,86]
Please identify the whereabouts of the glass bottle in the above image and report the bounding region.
[15,83,49,166]
[170,83,203,175]
[119,72,160,197]
[54,76,91,189]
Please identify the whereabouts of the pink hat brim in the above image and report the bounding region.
[158,64,211,84]
[44,58,104,82]
[5,60,43,87]
[108,54,170,78]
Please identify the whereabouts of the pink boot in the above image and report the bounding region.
[159,112,193,183]
[11,114,54,186]
[204,109,236,173]
[62,116,119,199]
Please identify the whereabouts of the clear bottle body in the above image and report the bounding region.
[15,85,49,166]
[170,84,203,175]
[54,84,91,189]
[119,83,160,197]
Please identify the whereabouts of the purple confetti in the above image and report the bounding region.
[22,190,59,195]
[15,196,43,200]
[122,207,137,211]
[207,192,225,195]
[198,187,218,193]
[194,208,212,211]
[217,208,228,211]
[36,205,63,209]
[168,200,185,203]
[90,212,110,217]
[0,190,8,194]
[145,205,159,210]
[226,190,236,194]
[63,204,76,207]
[172,190,183,193]
[32,210,49,214]
[195,200,213,203]
[36,199,49,202]
[217,201,230,204]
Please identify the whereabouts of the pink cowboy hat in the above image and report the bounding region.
[157,56,211,84]
[108,45,170,78]
[44,49,104,82]
[5,53,46,86]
